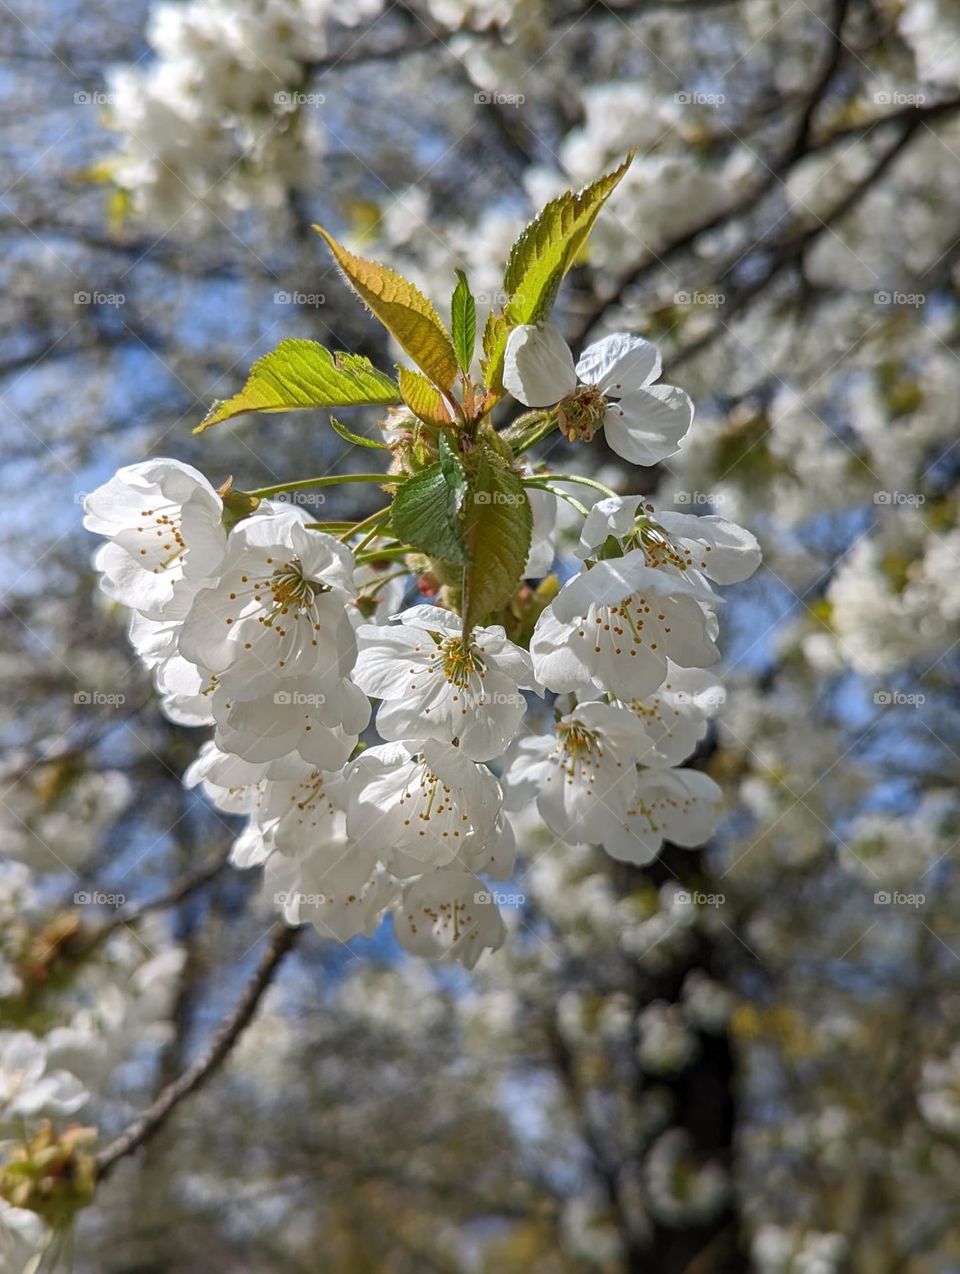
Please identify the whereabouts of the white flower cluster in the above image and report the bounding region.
[83,328,759,965]
[103,0,382,223]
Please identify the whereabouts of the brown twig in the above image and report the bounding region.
[94,924,298,1181]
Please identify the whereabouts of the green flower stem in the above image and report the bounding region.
[338,506,392,546]
[530,473,617,498]
[244,473,403,499]
[508,411,559,456]
[523,479,590,518]
[501,408,549,440]
[355,545,415,565]
[352,513,395,556]
[358,567,412,601]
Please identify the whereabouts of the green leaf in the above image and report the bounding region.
[196,339,400,432]
[482,309,509,374]
[397,366,455,427]
[482,152,634,395]
[314,225,460,390]
[461,449,532,632]
[391,436,468,566]
[330,416,389,450]
[451,269,476,374]
[438,431,465,496]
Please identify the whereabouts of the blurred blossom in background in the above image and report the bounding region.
[1,0,960,1269]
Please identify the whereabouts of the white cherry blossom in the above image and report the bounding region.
[648,511,762,587]
[184,743,345,865]
[253,766,347,858]
[183,740,273,816]
[353,604,537,762]
[503,324,694,464]
[502,700,655,848]
[605,768,724,865]
[264,823,396,944]
[393,866,507,968]
[208,674,367,769]
[578,496,762,586]
[83,458,226,619]
[179,506,358,695]
[524,482,559,578]
[345,740,502,873]
[0,1200,45,1273]
[622,664,726,768]
[531,553,720,700]
[0,1032,88,1127]
[153,653,216,727]
[459,812,517,880]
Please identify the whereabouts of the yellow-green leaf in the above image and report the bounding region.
[461,449,532,632]
[329,415,389,450]
[482,152,634,395]
[314,225,460,390]
[397,366,455,428]
[481,310,509,377]
[196,339,400,432]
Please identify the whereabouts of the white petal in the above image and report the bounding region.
[524,485,559,577]
[654,512,762,585]
[503,322,577,407]
[552,553,717,624]
[577,494,645,559]
[603,384,694,465]
[529,605,595,693]
[353,625,425,699]
[500,735,554,810]
[391,604,463,635]
[394,868,506,968]
[575,332,661,393]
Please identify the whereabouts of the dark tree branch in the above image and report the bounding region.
[94,924,298,1181]
[670,110,933,369]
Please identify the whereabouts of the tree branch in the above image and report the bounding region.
[568,55,959,350]
[94,924,298,1181]
[669,110,931,368]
